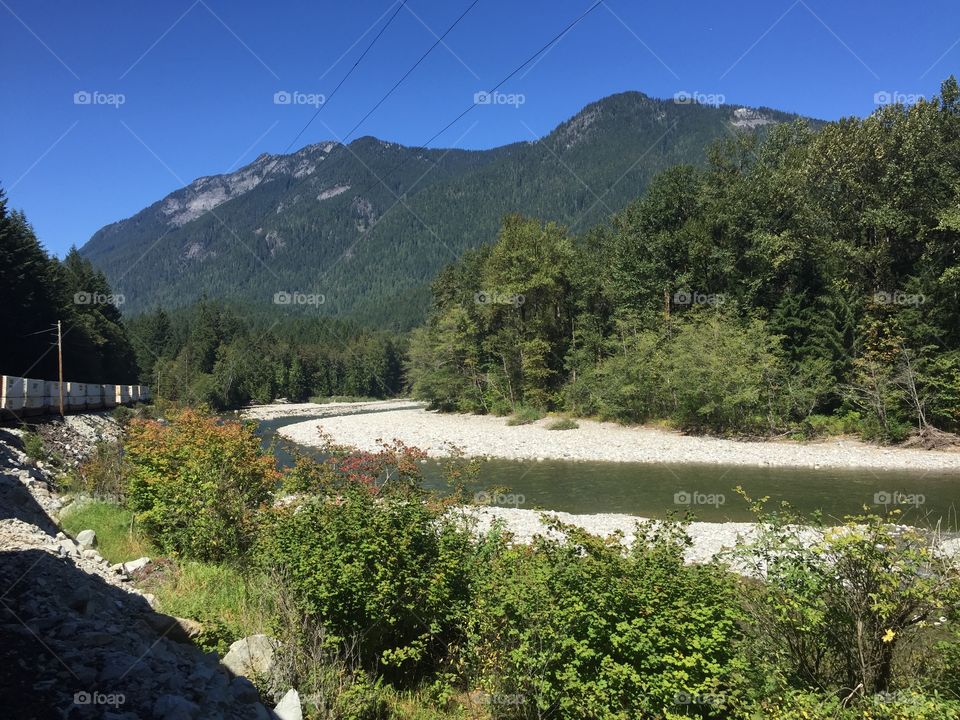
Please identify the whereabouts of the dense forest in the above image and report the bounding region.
[407,78,960,442]
[0,189,139,384]
[124,301,405,408]
[1,187,403,407]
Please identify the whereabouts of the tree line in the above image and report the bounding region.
[1,186,404,407]
[407,78,960,441]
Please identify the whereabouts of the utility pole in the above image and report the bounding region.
[57,320,64,417]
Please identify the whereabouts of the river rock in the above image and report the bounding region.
[274,688,302,720]
[122,556,151,574]
[222,634,277,678]
[76,528,97,549]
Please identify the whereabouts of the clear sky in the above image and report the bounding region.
[3,0,958,256]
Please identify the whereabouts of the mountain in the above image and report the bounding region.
[80,92,811,327]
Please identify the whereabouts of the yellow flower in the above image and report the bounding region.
[882,628,895,643]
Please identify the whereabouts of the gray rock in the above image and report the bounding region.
[153,693,200,719]
[122,557,151,574]
[76,528,97,549]
[222,634,276,679]
[274,688,302,720]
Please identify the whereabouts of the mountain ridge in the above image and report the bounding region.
[81,91,817,326]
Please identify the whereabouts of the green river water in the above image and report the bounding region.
[255,415,960,528]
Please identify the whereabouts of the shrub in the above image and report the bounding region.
[111,404,134,426]
[466,518,746,718]
[741,689,960,719]
[21,431,45,462]
[546,417,578,430]
[731,498,960,702]
[660,312,786,434]
[125,408,279,561]
[505,405,543,426]
[260,462,483,685]
[73,439,126,499]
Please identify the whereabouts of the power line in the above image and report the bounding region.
[341,0,482,145]
[353,0,603,198]
[282,0,407,155]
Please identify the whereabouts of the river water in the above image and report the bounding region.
[255,415,960,528]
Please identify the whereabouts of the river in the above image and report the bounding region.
[255,414,960,528]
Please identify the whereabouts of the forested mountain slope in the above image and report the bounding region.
[81,92,805,326]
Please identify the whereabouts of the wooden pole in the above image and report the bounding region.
[57,320,64,417]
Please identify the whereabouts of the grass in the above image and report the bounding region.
[546,417,579,431]
[505,406,543,426]
[59,498,268,652]
[21,431,46,462]
[151,562,270,642]
[60,499,156,564]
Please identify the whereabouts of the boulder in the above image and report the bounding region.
[274,689,302,720]
[76,529,97,549]
[144,614,203,645]
[222,634,277,679]
[122,557,151,574]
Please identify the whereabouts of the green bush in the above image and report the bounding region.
[260,476,483,684]
[73,439,126,499]
[505,405,543,426]
[111,404,134,425]
[740,689,960,719]
[21,431,45,462]
[731,499,960,701]
[125,408,279,561]
[546,417,578,430]
[466,518,746,718]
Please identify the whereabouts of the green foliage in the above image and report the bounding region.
[466,519,746,718]
[59,499,156,565]
[504,406,543,426]
[21,431,45,462]
[409,78,960,439]
[124,408,279,561]
[0,187,138,383]
[731,498,960,701]
[72,440,126,499]
[127,299,405,410]
[546,417,578,430]
[260,465,481,684]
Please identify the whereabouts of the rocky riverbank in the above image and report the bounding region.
[269,403,960,471]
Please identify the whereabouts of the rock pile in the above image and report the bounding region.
[0,417,284,719]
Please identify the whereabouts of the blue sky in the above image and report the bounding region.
[2,0,958,256]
